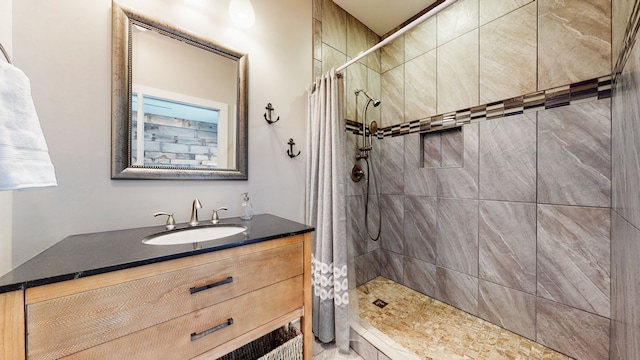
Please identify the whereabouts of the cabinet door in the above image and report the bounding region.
[1,290,25,360]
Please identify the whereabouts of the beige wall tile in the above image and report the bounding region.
[423,133,442,168]
[380,136,405,194]
[313,19,322,61]
[404,196,437,264]
[479,280,536,340]
[537,204,611,318]
[380,249,404,283]
[436,266,479,315]
[403,256,437,297]
[479,2,537,103]
[479,112,537,202]
[405,50,437,121]
[537,297,610,360]
[479,201,537,294]
[321,43,347,75]
[380,198,404,258]
[381,66,404,128]
[437,0,479,46]
[479,0,534,25]
[436,198,479,277]
[437,29,479,114]
[441,127,464,167]
[381,36,404,73]
[405,16,437,61]
[363,50,381,74]
[405,133,437,196]
[366,31,381,72]
[367,68,381,122]
[313,0,322,21]
[321,0,346,53]
[538,0,611,89]
[612,0,635,66]
[346,62,368,121]
[537,100,612,207]
[313,59,322,79]
[347,15,369,62]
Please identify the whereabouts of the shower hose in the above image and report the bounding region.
[363,157,381,241]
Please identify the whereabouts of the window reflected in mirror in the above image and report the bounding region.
[131,89,234,169]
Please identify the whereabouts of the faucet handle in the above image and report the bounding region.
[153,212,176,230]
[211,207,228,224]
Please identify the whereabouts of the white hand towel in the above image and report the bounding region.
[0,61,57,190]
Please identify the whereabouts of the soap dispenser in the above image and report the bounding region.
[240,192,254,220]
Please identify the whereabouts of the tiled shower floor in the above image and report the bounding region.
[355,277,573,360]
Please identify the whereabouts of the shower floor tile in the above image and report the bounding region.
[356,277,572,360]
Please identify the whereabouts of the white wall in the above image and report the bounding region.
[0,0,13,275]
[7,0,311,271]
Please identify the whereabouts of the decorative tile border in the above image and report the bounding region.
[346,119,363,134]
[346,76,611,138]
[363,75,612,138]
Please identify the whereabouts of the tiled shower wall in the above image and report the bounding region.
[376,100,612,360]
[610,0,640,359]
[313,0,624,360]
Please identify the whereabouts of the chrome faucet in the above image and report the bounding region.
[189,198,202,226]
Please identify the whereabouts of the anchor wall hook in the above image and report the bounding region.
[287,138,301,158]
[264,103,280,124]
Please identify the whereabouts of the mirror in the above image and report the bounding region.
[111,4,248,180]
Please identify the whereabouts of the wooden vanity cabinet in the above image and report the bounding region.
[1,290,25,360]
[22,233,312,360]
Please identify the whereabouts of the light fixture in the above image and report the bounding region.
[228,0,255,28]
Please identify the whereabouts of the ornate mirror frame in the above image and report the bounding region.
[111,4,248,180]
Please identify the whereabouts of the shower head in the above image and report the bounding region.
[355,89,381,107]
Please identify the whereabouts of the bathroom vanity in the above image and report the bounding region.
[0,214,313,360]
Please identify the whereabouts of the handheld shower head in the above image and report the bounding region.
[355,89,381,107]
[354,89,381,154]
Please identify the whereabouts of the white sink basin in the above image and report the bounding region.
[142,224,247,245]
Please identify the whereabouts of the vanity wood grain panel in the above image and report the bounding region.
[61,276,302,360]
[25,234,311,360]
[1,290,25,360]
[25,234,304,304]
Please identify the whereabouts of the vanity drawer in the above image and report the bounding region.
[61,276,303,360]
[26,242,303,360]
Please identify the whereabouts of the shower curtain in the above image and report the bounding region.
[305,68,349,351]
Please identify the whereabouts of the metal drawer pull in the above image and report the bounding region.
[189,276,233,294]
[191,318,234,341]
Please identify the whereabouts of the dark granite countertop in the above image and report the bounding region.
[0,214,313,294]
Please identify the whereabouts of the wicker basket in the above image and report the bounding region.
[218,326,302,360]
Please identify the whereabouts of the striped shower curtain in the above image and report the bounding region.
[305,68,349,352]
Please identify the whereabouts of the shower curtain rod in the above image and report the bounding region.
[336,0,457,73]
